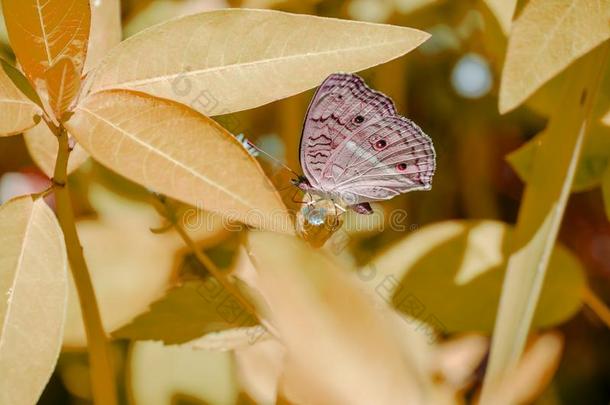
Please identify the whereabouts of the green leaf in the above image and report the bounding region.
[368,220,585,333]
[113,280,258,344]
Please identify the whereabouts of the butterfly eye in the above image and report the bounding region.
[354,115,365,124]
[374,139,387,150]
[396,163,408,172]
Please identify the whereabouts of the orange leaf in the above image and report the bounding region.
[2,0,90,118]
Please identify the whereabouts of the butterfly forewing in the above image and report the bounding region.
[300,73,396,187]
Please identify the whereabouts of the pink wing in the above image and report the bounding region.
[300,73,396,188]
[300,73,435,204]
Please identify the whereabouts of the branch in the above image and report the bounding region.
[52,123,117,405]
[151,195,279,339]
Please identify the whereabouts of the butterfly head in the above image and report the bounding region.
[291,175,312,192]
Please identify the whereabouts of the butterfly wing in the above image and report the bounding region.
[299,73,397,188]
[327,116,435,204]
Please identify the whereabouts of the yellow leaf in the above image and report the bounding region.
[498,0,610,113]
[23,122,89,178]
[2,0,91,117]
[246,231,439,404]
[0,60,41,136]
[84,0,121,73]
[507,125,610,192]
[66,90,294,234]
[0,196,67,405]
[482,0,517,34]
[481,43,610,403]
[479,332,564,404]
[234,338,285,404]
[368,220,584,333]
[88,8,429,116]
[128,341,239,405]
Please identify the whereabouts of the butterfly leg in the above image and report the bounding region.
[349,202,374,215]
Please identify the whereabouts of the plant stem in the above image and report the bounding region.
[152,196,279,338]
[582,285,610,329]
[52,125,117,405]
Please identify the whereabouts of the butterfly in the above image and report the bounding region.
[292,72,436,215]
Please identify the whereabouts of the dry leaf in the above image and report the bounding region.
[88,8,429,116]
[0,196,67,405]
[246,231,435,405]
[84,0,122,73]
[129,341,239,405]
[2,0,91,118]
[0,61,41,136]
[499,0,610,113]
[66,90,293,234]
[23,122,89,178]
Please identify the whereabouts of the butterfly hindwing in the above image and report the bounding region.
[329,116,435,203]
[299,72,436,205]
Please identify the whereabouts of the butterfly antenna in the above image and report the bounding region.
[246,140,300,178]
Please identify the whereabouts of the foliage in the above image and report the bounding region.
[0,0,609,404]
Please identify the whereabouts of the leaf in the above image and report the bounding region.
[234,338,285,405]
[65,90,293,234]
[482,0,517,34]
[368,220,585,333]
[113,280,258,344]
[63,183,228,347]
[0,60,41,136]
[0,196,67,405]
[507,125,610,192]
[88,8,429,116]
[480,44,610,403]
[180,326,270,351]
[123,0,224,38]
[129,341,239,405]
[84,0,122,73]
[2,0,90,118]
[44,56,82,119]
[479,332,564,404]
[23,122,90,178]
[246,231,440,404]
[498,0,610,113]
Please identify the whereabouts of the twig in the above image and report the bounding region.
[52,123,117,405]
[582,285,610,329]
[151,195,279,339]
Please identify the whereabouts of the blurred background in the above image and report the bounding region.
[1,0,609,404]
